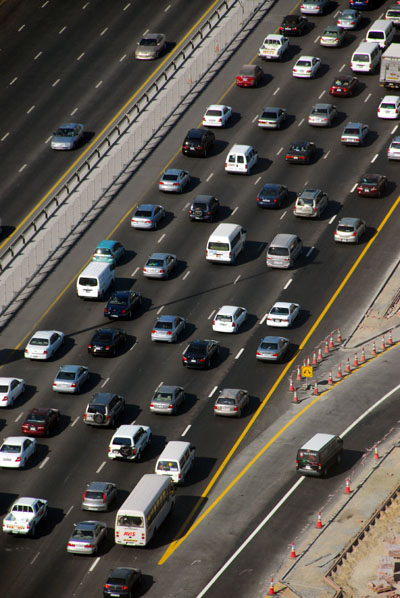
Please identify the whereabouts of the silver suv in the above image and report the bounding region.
[293,188,328,218]
[83,393,125,427]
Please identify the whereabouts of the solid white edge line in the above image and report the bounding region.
[89,557,100,572]
[182,425,191,437]
[260,314,267,325]
[208,386,217,398]
[235,348,244,360]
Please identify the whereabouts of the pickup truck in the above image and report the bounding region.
[259,34,289,61]
[2,497,48,536]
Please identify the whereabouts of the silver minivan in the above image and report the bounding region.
[266,234,303,269]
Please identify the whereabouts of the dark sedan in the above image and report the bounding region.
[21,408,60,437]
[104,291,142,320]
[182,339,220,369]
[280,14,308,36]
[257,184,288,208]
[285,141,315,164]
[329,75,359,97]
[236,64,264,87]
[104,568,142,598]
[182,128,215,157]
[88,329,127,357]
[356,174,387,197]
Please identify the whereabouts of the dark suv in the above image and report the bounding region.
[103,567,142,598]
[189,195,220,222]
[83,393,125,427]
[182,128,215,157]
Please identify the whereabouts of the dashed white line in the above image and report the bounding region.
[30,552,40,566]
[41,0,49,6]
[318,90,325,99]
[254,176,261,185]
[206,172,214,181]
[130,419,136,425]
[18,24,26,32]
[82,2,90,8]
[101,377,110,388]
[183,202,190,210]
[298,118,304,127]
[52,78,60,87]
[39,456,50,470]
[208,309,216,320]
[34,51,42,60]
[89,557,100,572]
[131,266,139,277]
[233,275,241,285]
[182,425,191,437]
[19,164,27,172]
[391,124,398,134]
[123,2,131,9]
[339,63,346,72]
[1,132,10,142]
[45,135,52,144]
[364,93,371,103]
[252,115,258,123]
[143,29,149,36]
[231,206,238,216]
[165,4,171,12]
[158,233,165,244]
[15,413,23,422]
[284,278,292,289]
[9,77,18,85]
[351,183,357,193]
[66,505,74,517]
[334,9,340,16]
[27,105,35,114]
[95,80,103,88]
[260,314,267,325]
[71,416,79,427]
[120,54,127,62]
[77,52,85,61]
[277,147,283,155]
[208,386,218,398]
[100,27,108,36]
[306,247,314,258]
[273,87,280,96]
[129,341,136,351]
[280,210,287,220]
[314,35,319,43]
[304,180,309,187]
[329,215,337,225]
[235,348,244,360]
[70,108,78,116]
[371,153,378,163]
[323,150,330,160]
[157,305,164,314]
[59,26,67,34]
[182,270,190,280]
[96,461,106,474]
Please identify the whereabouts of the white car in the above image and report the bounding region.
[3,497,48,536]
[0,436,36,468]
[24,330,64,360]
[377,96,400,119]
[388,136,400,160]
[212,306,247,333]
[258,34,289,61]
[0,377,25,407]
[202,104,232,127]
[266,302,300,328]
[292,56,321,78]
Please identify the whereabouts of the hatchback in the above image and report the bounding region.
[24,330,64,360]
[158,168,190,193]
[21,408,60,437]
[135,33,166,60]
[83,393,125,427]
[130,204,165,229]
[0,436,36,468]
[294,188,328,218]
[214,388,249,417]
[104,291,142,320]
[258,107,287,129]
[341,122,368,145]
[202,104,232,127]
[320,25,346,47]
[103,567,142,598]
[334,217,366,243]
[182,128,215,157]
[82,482,117,511]
[337,9,362,29]
[256,184,288,208]
[387,136,400,159]
[51,123,84,150]
[151,315,186,342]
[308,103,337,126]
[280,14,308,36]
[256,336,290,362]
[142,252,177,279]
[0,377,25,407]
[301,0,329,14]
[88,329,127,357]
[329,75,359,97]
[266,302,300,327]
[67,521,107,555]
[356,174,387,197]
[92,240,125,265]
[236,64,263,87]
[292,56,321,78]
[212,306,247,333]
[377,96,400,119]
[189,195,219,222]
[52,364,89,393]
[150,384,185,415]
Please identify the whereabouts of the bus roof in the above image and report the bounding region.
[118,474,171,514]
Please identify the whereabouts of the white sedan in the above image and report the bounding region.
[0,437,36,468]
[0,377,25,408]
[266,302,300,328]
[202,104,232,127]
[377,96,400,120]
[24,330,64,360]
[292,56,321,79]
[212,305,247,333]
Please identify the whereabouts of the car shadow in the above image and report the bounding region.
[79,131,95,148]
[324,1,339,16]
[54,414,72,435]
[169,260,187,280]
[119,250,136,266]
[336,448,365,473]
[143,434,167,462]
[331,111,348,128]
[341,32,357,48]
[15,384,37,408]
[385,180,396,196]
[155,210,174,230]
[311,146,323,163]
[315,63,330,79]
[363,130,378,147]
[163,41,176,56]
[292,309,311,329]
[284,190,297,208]
[280,113,296,130]
[360,226,376,244]
[319,199,342,220]
[179,322,196,343]
[37,506,64,538]
[210,139,229,157]
[0,492,19,516]
[257,73,273,88]
[244,394,261,417]
[239,313,258,334]
[82,372,102,393]
[213,344,230,368]
[282,44,302,62]
[184,176,201,193]
[138,574,155,596]
[179,392,198,415]
[27,443,49,470]
[225,111,241,128]
[236,240,267,265]
[213,205,233,222]
[182,456,218,487]
[251,157,273,175]
[121,403,141,425]
[55,336,76,360]
[118,335,137,356]
[150,495,204,547]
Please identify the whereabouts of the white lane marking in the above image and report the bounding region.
[339,63,345,72]
[71,416,79,427]
[235,348,244,360]
[182,425,191,437]
[95,80,103,88]
[208,386,218,398]
[364,93,371,103]
[18,24,26,32]
[101,377,109,388]
[59,26,67,34]
[277,147,283,155]
[314,35,319,43]
[284,278,292,289]
[89,557,100,572]
[257,242,264,252]
[66,505,74,517]
[306,247,314,258]
[82,2,90,8]
[318,90,325,99]
[183,201,190,210]
[157,305,164,314]
[77,52,85,61]
[129,341,136,351]
[155,382,163,390]
[41,0,49,6]
[34,51,42,60]
[100,27,108,36]
[329,215,337,224]
[323,150,330,160]
[27,105,35,114]
[130,419,136,425]
[9,77,18,85]
[273,87,280,96]
[280,210,287,220]
[195,477,304,598]
[123,2,131,9]
[19,164,27,172]
[260,313,267,325]
[298,118,304,127]
[1,132,9,141]
[379,11,384,18]
[52,78,60,87]
[371,153,378,163]
[70,108,78,116]
[143,29,149,35]
[232,206,238,216]
[30,552,40,566]
[208,309,216,320]
[233,275,241,285]
[158,233,165,244]
[334,9,340,16]
[120,54,127,62]
[206,172,214,181]
[182,270,190,280]
[131,266,139,277]
[304,181,309,187]
[391,124,398,134]
[39,456,50,470]
[165,4,171,11]
[15,413,23,422]
[351,183,357,193]
[254,176,261,185]
[96,461,106,474]
[252,115,258,123]
[45,135,52,144]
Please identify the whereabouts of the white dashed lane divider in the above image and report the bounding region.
[71,416,79,427]
[254,176,261,185]
[131,266,139,277]
[157,305,164,314]
[39,456,50,470]
[129,341,136,351]
[306,247,314,258]
[231,206,238,216]
[77,53,85,61]
[70,108,78,116]
[284,278,292,289]
[96,461,106,474]
[280,210,287,220]
[339,63,346,72]
[34,52,42,60]
[392,124,398,134]
[66,505,74,517]
[260,313,267,325]
[30,552,40,566]
[206,172,214,181]
[329,215,337,224]
[371,154,378,163]
[233,275,240,284]
[182,270,190,280]
[89,557,100,572]
[298,118,304,127]
[158,233,165,243]
[252,115,258,123]
[120,54,127,62]
[364,92,371,103]
[235,348,244,360]
[277,147,283,155]
[15,413,23,422]
[208,309,216,320]
[181,425,191,437]
[101,377,109,388]
[351,183,357,193]
[208,386,217,398]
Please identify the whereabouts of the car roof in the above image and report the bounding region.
[86,481,112,491]
[0,377,22,384]
[30,330,61,340]
[113,424,142,435]
[300,188,320,198]
[156,315,180,323]
[265,33,285,40]
[192,194,215,202]
[391,136,400,142]
[2,436,29,445]
[58,364,84,373]
[142,32,163,39]
[262,106,281,113]
[90,392,116,403]
[271,302,294,309]
[218,388,246,398]
[324,25,340,30]
[261,335,288,343]
[206,104,228,111]
[157,385,182,393]
[189,339,209,347]
[110,290,131,298]
[58,123,82,129]
[108,567,138,578]
[284,14,302,20]
[339,217,360,225]
[313,103,333,110]
[136,203,158,211]
[360,173,380,180]
[148,252,174,259]
[262,183,281,190]
[187,128,206,136]
[297,55,316,61]
[27,407,53,416]
[163,168,184,175]
[75,521,102,530]
[11,497,41,506]
[217,305,242,315]
[95,240,118,249]
[345,122,362,127]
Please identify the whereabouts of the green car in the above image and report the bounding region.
[92,240,125,265]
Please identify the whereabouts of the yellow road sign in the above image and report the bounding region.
[301,366,313,378]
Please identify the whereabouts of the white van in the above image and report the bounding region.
[155,441,195,484]
[365,19,395,48]
[225,144,258,174]
[76,261,115,299]
[351,42,382,73]
[206,223,246,264]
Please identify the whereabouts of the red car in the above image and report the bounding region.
[236,64,263,87]
[356,174,387,197]
[330,75,359,97]
[21,408,60,437]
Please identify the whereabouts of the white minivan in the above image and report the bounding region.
[365,19,395,48]
[225,144,258,174]
[351,42,381,73]
[76,262,115,299]
[206,223,246,264]
[155,441,195,484]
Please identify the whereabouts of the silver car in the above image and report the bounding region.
[214,388,249,417]
[67,521,107,555]
[293,188,328,218]
[308,103,337,127]
[150,384,185,415]
[135,33,166,60]
[256,336,290,362]
[52,365,89,394]
[159,168,190,193]
[142,252,177,279]
[258,107,287,129]
[130,204,165,229]
[320,25,347,47]
[388,136,400,160]
[341,122,369,146]
[334,217,366,244]
[51,123,84,150]
[301,0,329,14]
[151,315,186,343]
[337,9,362,30]
[82,482,117,511]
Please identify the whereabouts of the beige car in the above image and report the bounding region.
[135,33,166,60]
[293,188,328,218]
[214,388,249,417]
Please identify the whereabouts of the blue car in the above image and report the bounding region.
[104,291,142,320]
[349,0,377,10]
[92,240,125,265]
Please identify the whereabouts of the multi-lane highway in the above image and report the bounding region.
[1,0,400,596]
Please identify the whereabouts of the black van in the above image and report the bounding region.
[296,433,343,477]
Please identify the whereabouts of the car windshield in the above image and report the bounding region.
[260,342,279,350]
[56,371,76,381]
[26,414,46,423]
[0,385,9,392]
[29,337,49,346]
[206,109,222,117]
[117,514,144,527]
[134,209,152,217]
[338,225,355,232]
[140,38,157,46]
[217,397,235,405]
[146,259,163,267]
[271,307,289,315]
[381,103,396,110]
[261,111,278,119]
[208,242,229,251]
[1,444,20,453]
[216,315,232,322]
[88,405,106,414]
[72,529,94,540]
[157,460,178,471]
[55,128,75,137]
[344,128,359,135]
[155,321,172,330]
[261,186,277,196]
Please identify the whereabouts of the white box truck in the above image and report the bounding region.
[380,43,400,88]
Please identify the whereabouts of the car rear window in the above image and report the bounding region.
[338,225,355,232]
[391,142,400,149]
[298,449,318,462]
[79,277,97,286]
[88,405,106,414]
[381,103,396,110]
[297,60,311,67]
[206,109,221,117]
[56,371,75,381]
[344,128,359,135]
[112,437,131,446]
[187,345,204,355]
[107,577,126,586]
[0,385,9,392]
[261,111,278,119]
[154,393,172,401]
[271,307,289,315]
[157,460,178,471]
[240,66,255,76]
[217,397,235,405]
[94,248,111,256]
[192,203,207,210]
[117,514,144,527]
[146,259,163,267]
[134,209,152,217]
[216,315,232,322]
[368,31,384,39]
[208,242,229,251]
[29,337,49,346]
[85,490,104,499]
[352,53,369,62]
[268,247,289,256]
[155,322,172,330]
[1,444,20,453]
[297,197,314,206]
[26,414,46,423]
[260,341,278,350]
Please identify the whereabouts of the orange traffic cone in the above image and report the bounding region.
[316,512,322,529]
[292,389,299,404]
[289,376,295,392]
[353,353,359,367]
[381,335,386,351]
[328,371,333,385]
[324,340,329,354]
[388,330,393,346]
[374,445,379,460]
[337,328,342,343]
[360,347,365,363]
[371,341,376,356]
[268,577,275,595]
[337,363,343,379]
[317,347,323,362]
[313,380,319,396]
[345,478,351,494]
[312,350,317,365]
[345,357,351,373]
[329,334,334,349]
[296,365,301,381]
[307,355,311,367]
[290,542,296,558]
[303,358,307,367]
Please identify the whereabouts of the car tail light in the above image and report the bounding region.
[293,27,297,30]
[212,320,215,325]
[218,118,222,122]
[104,585,110,589]
[231,322,235,327]
[378,107,380,112]
[121,587,128,591]
[273,198,277,203]
[257,197,260,202]
[159,181,164,185]
[88,344,92,349]
[234,406,238,411]
[67,542,74,547]
[199,358,206,362]
[2,396,7,401]
[352,231,356,237]
[299,156,306,160]
[143,267,147,272]
[169,404,173,409]
[314,207,317,213]
[43,350,47,355]
[104,308,107,314]
[108,447,111,452]
[105,346,110,350]
[71,383,76,388]
[25,349,28,353]
[196,145,202,150]
[167,331,172,335]
[16,457,21,462]
[214,405,218,409]
[84,544,94,548]
[83,414,87,420]
[272,353,278,357]
[102,493,106,503]
[318,463,322,471]
[150,402,154,407]
[182,356,187,362]
[82,491,87,501]
[160,269,165,273]
[144,219,152,223]
[173,182,179,186]
[256,351,261,356]
[121,309,126,314]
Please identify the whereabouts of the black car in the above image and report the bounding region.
[189,195,220,222]
[279,14,308,36]
[103,567,142,598]
[256,184,288,208]
[104,291,142,320]
[88,328,127,357]
[182,128,215,157]
[182,339,220,369]
[285,141,315,164]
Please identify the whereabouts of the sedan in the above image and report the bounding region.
[104,291,142,320]
[202,104,232,127]
[256,184,288,208]
[24,330,64,360]
[21,408,60,437]
[308,103,337,127]
[341,122,368,145]
[88,329,127,357]
[258,107,287,129]
[236,64,263,87]
[51,123,84,150]
[150,384,185,415]
[285,141,315,164]
[142,252,177,279]
[334,217,366,243]
[0,437,36,468]
[134,32,166,60]
[67,521,107,555]
[266,302,300,327]
[301,0,329,14]
[356,174,387,197]
[387,136,400,160]
[52,365,89,393]
[189,195,219,222]
[214,388,249,418]
[92,240,125,265]
[329,75,359,97]
[256,336,290,362]
[182,339,220,369]
[130,204,165,229]
[279,14,308,36]
[292,56,321,78]
[337,9,362,29]
[212,305,247,333]
[82,482,117,511]
[103,567,142,598]
[151,315,185,343]
[377,96,400,119]
[158,168,190,193]
[320,25,347,47]
[0,377,25,408]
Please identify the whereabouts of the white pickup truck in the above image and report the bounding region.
[258,34,289,61]
[2,497,48,536]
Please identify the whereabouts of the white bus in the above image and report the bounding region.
[115,474,174,546]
